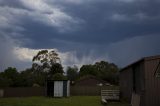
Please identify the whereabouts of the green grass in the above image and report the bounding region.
[0,96,130,106]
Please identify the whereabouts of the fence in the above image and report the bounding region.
[0,87,46,97]
[70,86,101,96]
[0,86,119,97]
[101,90,120,100]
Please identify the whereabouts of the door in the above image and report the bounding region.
[133,64,141,94]
[54,81,63,97]
[47,81,54,97]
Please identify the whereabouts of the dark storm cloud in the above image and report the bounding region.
[0,0,160,70]
[25,0,160,46]
[3,0,160,45]
[0,0,24,8]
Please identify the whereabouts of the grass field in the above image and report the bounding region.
[0,96,130,106]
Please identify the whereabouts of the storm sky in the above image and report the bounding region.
[0,0,160,71]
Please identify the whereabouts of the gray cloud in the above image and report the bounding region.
[106,35,160,67]
[0,34,31,71]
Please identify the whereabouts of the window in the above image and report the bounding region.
[155,61,160,78]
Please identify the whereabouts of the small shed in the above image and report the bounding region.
[120,55,160,106]
[46,80,70,97]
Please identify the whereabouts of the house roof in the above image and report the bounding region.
[47,80,68,81]
[75,75,107,84]
[120,55,160,72]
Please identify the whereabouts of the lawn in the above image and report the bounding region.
[0,96,130,106]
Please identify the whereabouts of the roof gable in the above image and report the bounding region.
[155,61,160,78]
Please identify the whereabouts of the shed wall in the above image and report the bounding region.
[120,61,145,105]
[46,80,70,97]
[144,59,160,106]
[120,67,133,102]
[54,81,63,97]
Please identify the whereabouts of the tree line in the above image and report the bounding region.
[0,50,119,87]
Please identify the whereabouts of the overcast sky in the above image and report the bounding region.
[0,0,160,71]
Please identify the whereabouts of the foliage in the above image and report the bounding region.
[32,50,64,80]
[79,61,119,84]
[32,50,60,66]
[0,58,119,87]
[79,65,98,77]
[17,68,33,87]
[51,73,67,80]
[94,61,119,84]
[50,63,64,75]
[0,67,20,87]
[66,65,78,81]
[32,50,63,75]
[0,76,12,87]
[0,67,46,87]
[0,50,65,87]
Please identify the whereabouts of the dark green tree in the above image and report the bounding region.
[0,67,20,87]
[94,61,119,84]
[0,72,12,87]
[79,64,97,77]
[19,68,34,87]
[66,65,78,81]
[51,73,67,80]
[50,63,64,75]
[79,61,119,85]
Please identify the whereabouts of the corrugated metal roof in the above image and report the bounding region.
[120,55,160,72]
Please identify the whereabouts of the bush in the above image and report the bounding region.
[50,73,67,80]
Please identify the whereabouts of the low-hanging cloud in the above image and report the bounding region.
[13,47,105,71]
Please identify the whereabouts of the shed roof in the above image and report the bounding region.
[47,80,69,81]
[120,55,160,72]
